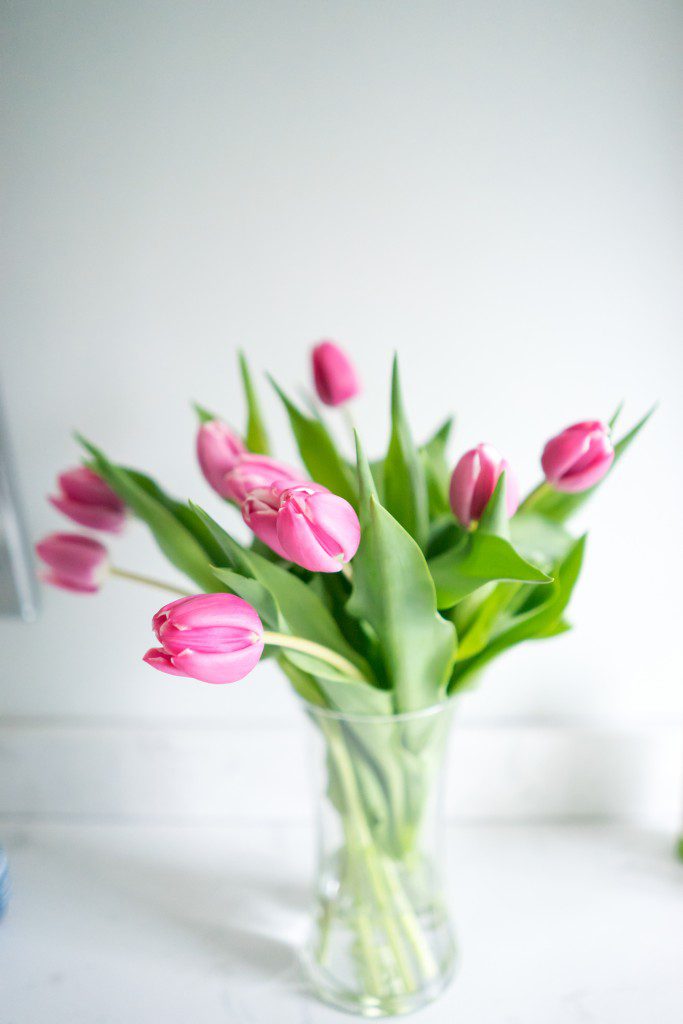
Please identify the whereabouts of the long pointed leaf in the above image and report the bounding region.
[238,351,270,454]
[383,356,429,546]
[348,434,456,711]
[268,377,357,504]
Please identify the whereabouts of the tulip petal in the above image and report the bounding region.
[49,494,126,534]
[171,641,264,684]
[143,647,189,676]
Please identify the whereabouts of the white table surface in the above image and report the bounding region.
[1,822,681,1023]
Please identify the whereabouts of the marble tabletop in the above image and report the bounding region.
[1,821,682,1023]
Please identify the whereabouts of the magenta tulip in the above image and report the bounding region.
[312,341,361,407]
[143,593,264,684]
[48,467,126,534]
[449,444,519,528]
[541,420,614,493]
[196,420,246,496]
[35,532,109,593]
[243,481,360,572]
[223,454,303,504]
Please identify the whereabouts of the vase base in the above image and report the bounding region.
[299,946,457,1018]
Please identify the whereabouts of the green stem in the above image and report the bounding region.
[517,480,553,514]
[110,566,193,598]
[262,631,367,681]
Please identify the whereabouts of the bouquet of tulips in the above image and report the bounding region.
[36,342,650,1014]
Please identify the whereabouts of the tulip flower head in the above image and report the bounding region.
[312,341,361,407]
[49,467,126,534]
[243,481,360,572]
[449,444,519,529]
[35,532,109,593]
[143,593,264,684]
[541,420,614,493]
[196,420,246,497]
[222,454,304,504]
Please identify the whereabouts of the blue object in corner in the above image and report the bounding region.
[0,848,9,917]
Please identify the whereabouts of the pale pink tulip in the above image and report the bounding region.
[196,420,246,496]
[449,444,519,528]
[312,341,361,407]
[35,532,109,593]
[143,593,264,684]
[223,454,303,503]
[49,467,125,534]
[541,420,614,493]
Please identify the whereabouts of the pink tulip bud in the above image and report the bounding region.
[312,341,361,407]
[449,444,519,529]
[196,420,246,496]
[48,467,126,534]
[243,481,360,572]
[222,454,304,504]
[541,420,614,493]
[35,532,109,593]
[143,593,264,684]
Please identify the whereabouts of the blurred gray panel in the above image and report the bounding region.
[0,383,39,620]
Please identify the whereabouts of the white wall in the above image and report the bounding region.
[1,0,681,776]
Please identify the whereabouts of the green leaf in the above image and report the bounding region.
[428,531,552,609]
[124,468,228,566]
[193,402,218,424]
[76,437,221,592]
[383,356,429,547]
[211,566,280,628]
[348,434,457,711]
[523,406,655,522]
[419,417,454,519]
[238,351,270,454]
[509,514,574,572]
[449,536,586,690]
[477,472,510,540]
[268,377,357,504]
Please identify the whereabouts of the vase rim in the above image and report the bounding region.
[297,694,456,724]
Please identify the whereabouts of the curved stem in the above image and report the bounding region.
[262,631,367,681]
[110,566,193,598]
[517,480,553,514]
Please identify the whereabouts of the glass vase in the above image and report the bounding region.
[300,700,457,1017]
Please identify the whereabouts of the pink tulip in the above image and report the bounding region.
[312,341,361,407]
[541,420,614,493]
[242,481,295,560]
[197,420,246,496]
[223,454,303,504]
[243,481,360,572]
[143,593,264,684]
[35,532,109,593]
[449,444,519,528]
[49,467,126,534]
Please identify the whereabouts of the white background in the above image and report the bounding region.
[1,1,682,753]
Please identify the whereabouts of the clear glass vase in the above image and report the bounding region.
[300,700,457,1017]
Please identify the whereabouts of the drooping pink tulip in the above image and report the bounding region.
[449,444,519,529]
[222,454,303,504]
[48,467,126,534]
[35,532,109,593]
[312,341,361,407]
[541,420,614,493]
[143,593,264,684]
[196,420,246,496]
[243,481,360,572]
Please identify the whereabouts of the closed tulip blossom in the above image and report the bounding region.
[243,482,360,572]
[312,341,361,407]
[49,467,126,534]
[143,593,264,684]
[196,420,246,496]
[223,454,303,504]
[541,420,614,493]
[449,444,519,529]
[35,532,109,593]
